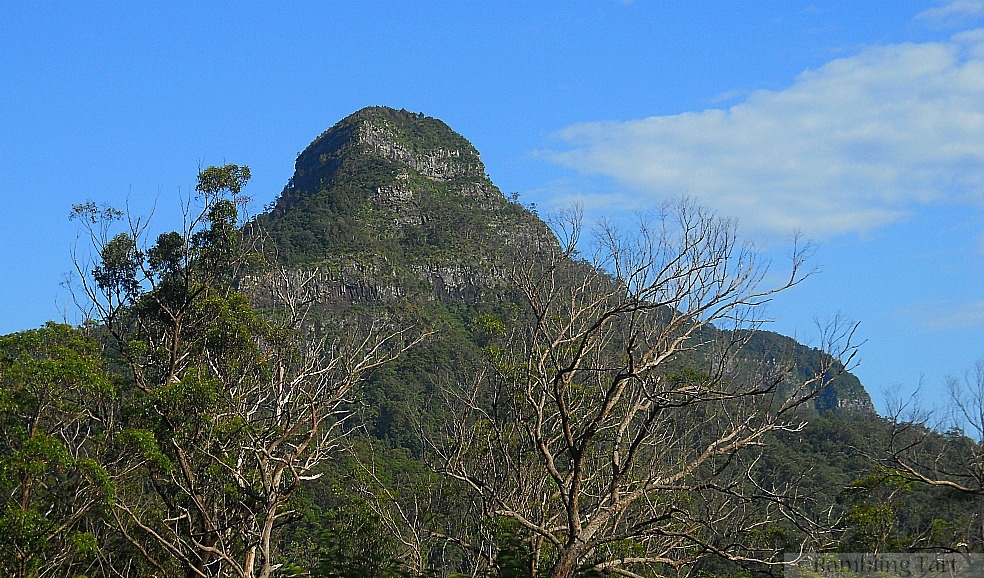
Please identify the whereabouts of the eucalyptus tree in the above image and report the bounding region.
[71,165,423,578]
[0,323,115,578]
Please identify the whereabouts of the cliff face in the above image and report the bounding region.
[741,330,875,415]
[357,115,486,182]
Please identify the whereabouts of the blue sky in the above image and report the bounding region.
[1,1,981,415]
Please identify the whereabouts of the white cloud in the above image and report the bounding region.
[548,31,984,237]
[916,1,984,27]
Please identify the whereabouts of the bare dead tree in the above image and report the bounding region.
[887,364,984,495]
[884,360,984,549]
[432,200,858,578]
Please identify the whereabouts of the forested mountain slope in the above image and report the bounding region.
[248,107,909,576]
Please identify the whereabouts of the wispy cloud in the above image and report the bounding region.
[916,1,984,27]
[547,31,984,237]
[894,299,984,331]
[708,89,749,105]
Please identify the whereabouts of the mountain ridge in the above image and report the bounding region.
[255,105,874,416]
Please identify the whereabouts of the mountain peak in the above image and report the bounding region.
[277,107,489,207]
[257,107,542,266]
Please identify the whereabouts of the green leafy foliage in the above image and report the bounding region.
[0,323,115,578]
[837,467,981,553]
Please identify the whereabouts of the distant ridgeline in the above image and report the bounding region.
[253,105,874,419]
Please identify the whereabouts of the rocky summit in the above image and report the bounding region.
[254,107,552,305]
[261,107,545,259]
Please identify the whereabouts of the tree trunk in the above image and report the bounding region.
[549,548,579,578]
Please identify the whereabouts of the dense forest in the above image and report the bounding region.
[2,107,982,578]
